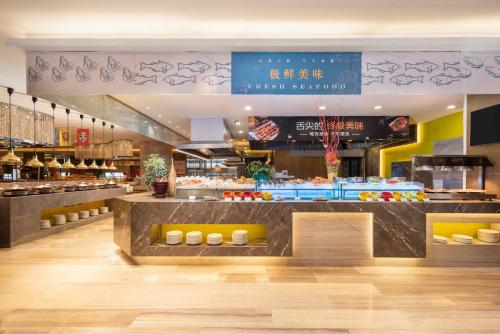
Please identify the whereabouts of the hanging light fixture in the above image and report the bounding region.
[99,121,108,170]
[108,124,117,170]
[25,96,44,168]
[75,114,88,169]
[61,108,75,169]
[88,117,99,169]
[45,103,62,169]
[1,87,23,165]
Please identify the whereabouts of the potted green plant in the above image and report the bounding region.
[143,154,170,198]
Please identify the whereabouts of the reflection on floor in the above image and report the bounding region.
[1,218,500,333]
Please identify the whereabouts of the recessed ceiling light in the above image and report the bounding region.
[447,104,456,109]
[318,105,326,111]
[244,147,248,150]
[168,120,172,124]
[71,105,76,108]
[238,130,244,134]
[146,106,150,110]
[176,125,179,129]
[374,105,382,110]
[234,120,241,126]
[143,120,148,123]
[158,114,162,118]
[244,106,252,111]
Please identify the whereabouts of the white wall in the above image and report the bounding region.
[0,33,26,93]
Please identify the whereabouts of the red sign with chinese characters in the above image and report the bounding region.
[76,128,90,146]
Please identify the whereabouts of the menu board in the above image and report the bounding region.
[248,116,410,142]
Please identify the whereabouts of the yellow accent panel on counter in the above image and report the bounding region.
[432,222,490,238]
[160,224,266,241]
[380,111,464,177]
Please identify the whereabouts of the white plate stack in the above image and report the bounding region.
[79,210,90,219]
[232,230,248,245]
[53,214,66,225]
[166,230,183,245]
[186,231,202,245]
[477,229,500,243]
[452,234,473,244]
[207,233,223,245]
[67,212,79,222]
[99,206,109,214]
[433,235,448,244]
[89,208,99,216]
[41,219,51,229]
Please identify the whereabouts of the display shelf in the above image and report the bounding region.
[153,238,267,248]
[433,238,500,246]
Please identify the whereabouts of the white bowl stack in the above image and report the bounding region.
[166,230,183,245]
[41,219,51,229]
[186,231,202,245]
[477,229,500,243]
[53,214,66,225]
[99,206,109,214]
[79,210,90,219]
[433,235,448,244]
[452,234,473,244]
[232,230,248,245]
[207,233,223,245]
[89,208,99,216]
[67,212,79,222]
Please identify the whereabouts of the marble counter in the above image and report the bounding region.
[0,187,126,247]
[113,193,500,259]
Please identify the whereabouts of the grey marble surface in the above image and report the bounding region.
[0,187,126,247]
[114,193,500,258]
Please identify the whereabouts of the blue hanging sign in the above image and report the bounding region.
[231,52,361,95]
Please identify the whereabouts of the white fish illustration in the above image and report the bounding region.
[28,66,43,82]
[463,56,483,69]
[51,66,66,82]
[163,74,196,86]
[485,66,500,78]
[107,56,122,72]
[443,62,471,78]
[390,74,423,86]
[361,74,384,85]
[429,74,460,86]
[495,56,500,65]
[134,74,157,85]
[59,56,74,71]
[405,61,439,73]
[215,62,231,72]
[75,66,90,82]
[122,67,137,83]
[178,60,211,73]
[140,61,174,73]
[83,56,98,71]
[202,74,230,86]
[35,56,50,71]
[366,61,400,73]
[99,67,114,82]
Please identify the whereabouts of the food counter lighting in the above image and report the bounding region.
[45,103,62,169]
[25,96,44,168]
[174,149,209,161]
[0,87,23,166]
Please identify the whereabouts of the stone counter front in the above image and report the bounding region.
[0,187,126,247]
[113,193,500,260]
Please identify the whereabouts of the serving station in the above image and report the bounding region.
[113,191,500,266]
[0,183,126,247]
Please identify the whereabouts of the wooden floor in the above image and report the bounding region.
[1,218,500,333]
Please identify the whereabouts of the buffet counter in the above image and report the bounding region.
[113,193,500,266]
[0,186,126,247]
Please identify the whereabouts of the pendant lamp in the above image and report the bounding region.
[0,87,23,165]
[76,114,88,169]
[45,103,62,169]
[108,124,117,170]
[99,121,108,170]
[88,117,99,169]
[62,108,75,169]
[25,96,44,168]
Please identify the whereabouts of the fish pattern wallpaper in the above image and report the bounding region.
[26,51,500,95]
[362,51,500,94]
[27,52,231,95]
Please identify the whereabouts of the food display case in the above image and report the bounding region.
[338,181,424,200]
